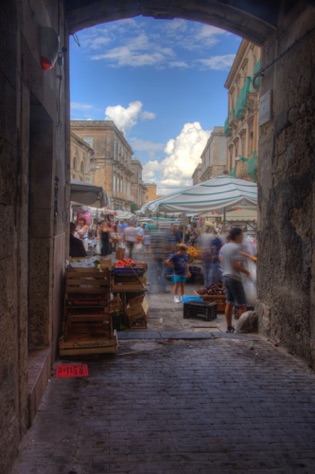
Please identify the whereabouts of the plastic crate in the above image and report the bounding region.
[181,295,204,304]
[183,302,217,321]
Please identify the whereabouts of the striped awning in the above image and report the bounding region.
[140,176,257,214]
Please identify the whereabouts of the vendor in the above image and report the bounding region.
[69,222,87,258]
[76,217,89,251]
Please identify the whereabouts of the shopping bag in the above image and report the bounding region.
[243,277,257,305]
[115,247,125,260]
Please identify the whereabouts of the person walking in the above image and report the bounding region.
[166,244,191,303]
[99,221,112,257]
[76,217,89,252]
[123,221,138,260]
[219,227,250,333]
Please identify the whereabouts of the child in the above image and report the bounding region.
[166,244,191,303]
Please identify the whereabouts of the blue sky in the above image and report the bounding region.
[70,17,241,194]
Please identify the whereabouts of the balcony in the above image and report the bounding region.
[224,116,232,137]
[248,150,258,181]
[234,76,251,120]
[253,59,261,91]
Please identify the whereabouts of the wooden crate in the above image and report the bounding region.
[59,332,118,355]
[112,281,146,292]
[195,293,226,312]
[65,269,111,304]
[127,317,147,329]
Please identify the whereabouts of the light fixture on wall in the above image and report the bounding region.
[39,26,59,71]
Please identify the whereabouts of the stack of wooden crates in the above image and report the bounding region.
[59,267,118,356]
[111,263,148,329]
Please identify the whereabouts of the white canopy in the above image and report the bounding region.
[70,179,110,209]
[114,210,136,221]
[140,176,257,214]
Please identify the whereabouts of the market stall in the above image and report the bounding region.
[140,176,257,224]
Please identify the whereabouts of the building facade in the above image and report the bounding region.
[143,183,162,203]
[224,40,261,181]
[192,126,227,184]
[71,120,144,210]
[70,132,94,182]
[130,159,147,209]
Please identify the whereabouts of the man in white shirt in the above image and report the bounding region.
[123,221,138,260]
[220,228,250,333]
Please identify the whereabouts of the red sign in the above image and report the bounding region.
[56,364,89,378]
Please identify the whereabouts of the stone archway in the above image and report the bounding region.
[64,0,315,365]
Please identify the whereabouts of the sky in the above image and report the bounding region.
[69,17,242,194]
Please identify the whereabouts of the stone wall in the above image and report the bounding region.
[257,6,315,364]
[0,1,69,472]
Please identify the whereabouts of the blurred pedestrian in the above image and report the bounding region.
[148,226,171,294]
[219,227,250,333]
[76,217,89,252]
[123,221,138,260]
[166,244,191,303]
[100,221,112,257]
[69,222,87,258]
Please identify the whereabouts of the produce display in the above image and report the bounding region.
[196,281,226,296]
[112,259,147,276]
[114,258,138,268]
[186,245,202,261]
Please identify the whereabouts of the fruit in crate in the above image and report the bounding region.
[196,281,226,296]
[114,258,137,268]
[186,246,201,260]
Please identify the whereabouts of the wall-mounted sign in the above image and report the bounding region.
[259,90,272,126]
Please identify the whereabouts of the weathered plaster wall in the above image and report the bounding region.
[0,1,69,472]
[257,6,315,364]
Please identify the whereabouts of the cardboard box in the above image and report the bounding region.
[100,259,112,269]
[126,296,149,321]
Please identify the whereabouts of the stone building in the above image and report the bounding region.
[70,131,94,181]
[71,120,138,210]
[130,159,147,209]
[224,39,261,181]
[1,1,315,473]
[143,183,162,203]
[192,126,227,184]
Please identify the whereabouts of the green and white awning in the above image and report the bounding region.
[140,176,257,214]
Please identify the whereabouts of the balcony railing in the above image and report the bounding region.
[248,150,258,181]
[253,59,261,91]
[234,76,251,120]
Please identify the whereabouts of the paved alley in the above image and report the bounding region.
[11,318,315,474]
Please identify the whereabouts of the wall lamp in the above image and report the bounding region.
[39,26,59,71]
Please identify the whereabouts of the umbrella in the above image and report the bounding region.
[140,176,257,215]
[70,179,110,209]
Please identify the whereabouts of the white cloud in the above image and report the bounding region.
[142,122,211,194]
[91,32,175,67]
[105,101,155,133]
[77,17,233,70]
[196,54,236,71]
[71,102,93,111]
[130,137,164,159]
[140,111,155,121]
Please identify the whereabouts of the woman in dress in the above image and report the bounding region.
[99,221,112,257]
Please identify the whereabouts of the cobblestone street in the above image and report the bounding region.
[11,285,315,474]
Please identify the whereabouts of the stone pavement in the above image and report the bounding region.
[10,282,315,474]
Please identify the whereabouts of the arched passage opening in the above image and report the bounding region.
[64,1,315,365]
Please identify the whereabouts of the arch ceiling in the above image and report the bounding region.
[64,0,285,45]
